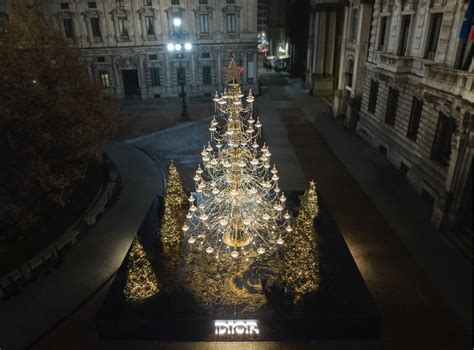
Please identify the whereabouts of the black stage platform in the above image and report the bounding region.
[97,193,379,341]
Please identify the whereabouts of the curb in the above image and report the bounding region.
[124,117,212,145]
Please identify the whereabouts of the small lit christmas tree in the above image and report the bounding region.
[124,239,159,303]
[281,181,320,302]
[160,161,188,248]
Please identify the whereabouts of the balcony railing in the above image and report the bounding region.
[423,64,474,103]
[377,53,413,74]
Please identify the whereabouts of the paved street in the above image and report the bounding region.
[25,72,472,350]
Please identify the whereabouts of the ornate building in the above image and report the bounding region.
[46,0,258,99]
[333,0,473,254]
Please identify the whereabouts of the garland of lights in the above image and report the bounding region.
[182,59,292,260]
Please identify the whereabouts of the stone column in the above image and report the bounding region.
[315,11,327,77]
[306,9,315,88]
[217,51,223,90]
[191,52,197,86]
[311,12,319,77]
[325,11,337,77]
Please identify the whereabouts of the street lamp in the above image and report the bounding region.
[167,16,192,120]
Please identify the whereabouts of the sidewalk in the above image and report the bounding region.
[284,78,472,331]
[0,142,164,350]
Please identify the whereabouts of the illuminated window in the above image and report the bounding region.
[100,71,110,88]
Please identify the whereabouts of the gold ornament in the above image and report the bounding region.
[123,239,159,303]
[281,181,320,302]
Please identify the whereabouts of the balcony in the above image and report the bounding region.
[423,64,474,103]
[376,53,414,74]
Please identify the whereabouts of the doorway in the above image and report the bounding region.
[122,70,140,99]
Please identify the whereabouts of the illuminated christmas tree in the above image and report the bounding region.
[181,58,292,259]
[160,161,188,248]
[124,239,159,303]
[281,181,320,301]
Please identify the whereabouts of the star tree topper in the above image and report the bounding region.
[224,57,245,84]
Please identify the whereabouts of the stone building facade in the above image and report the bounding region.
[45,0,258,99]
[345,0,473,252]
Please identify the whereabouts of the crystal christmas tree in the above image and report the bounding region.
[182,59,292,259]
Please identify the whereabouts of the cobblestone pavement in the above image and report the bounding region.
[29,74,471,350]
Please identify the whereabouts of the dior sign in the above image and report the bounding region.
[214,320,259,336]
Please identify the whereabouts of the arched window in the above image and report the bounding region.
[345,59,354,90]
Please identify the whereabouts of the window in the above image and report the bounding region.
[346,60,354,89]
[398,15,411,56]
[385,88,399,125]
[151,68,161,86]
[407,97,423,141]
[149,54,158,60]
[431,113,455,166]
[368,80,378,113]
[226,14,237,33]
[171,0,179,5]
[202,52,211,59]
[199,13,209,33]
[379,16,388,51]
[144,0,152,6]
[88,2,97,9]
[350,8,358,42]
[97,56,105,62]
[425,13,442,59]
[63,18,74,38]
[199,0,208,4]
[203,66,212,85]
[115,0,125,6]
[177,67,186,84]
[146,16,155,35]
[118,17,129,37]
[90,18,101,37]
[227,0,236,3]
[100,71,110,88]
[60,3,69,10]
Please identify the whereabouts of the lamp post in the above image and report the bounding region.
[167,17,192,120]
